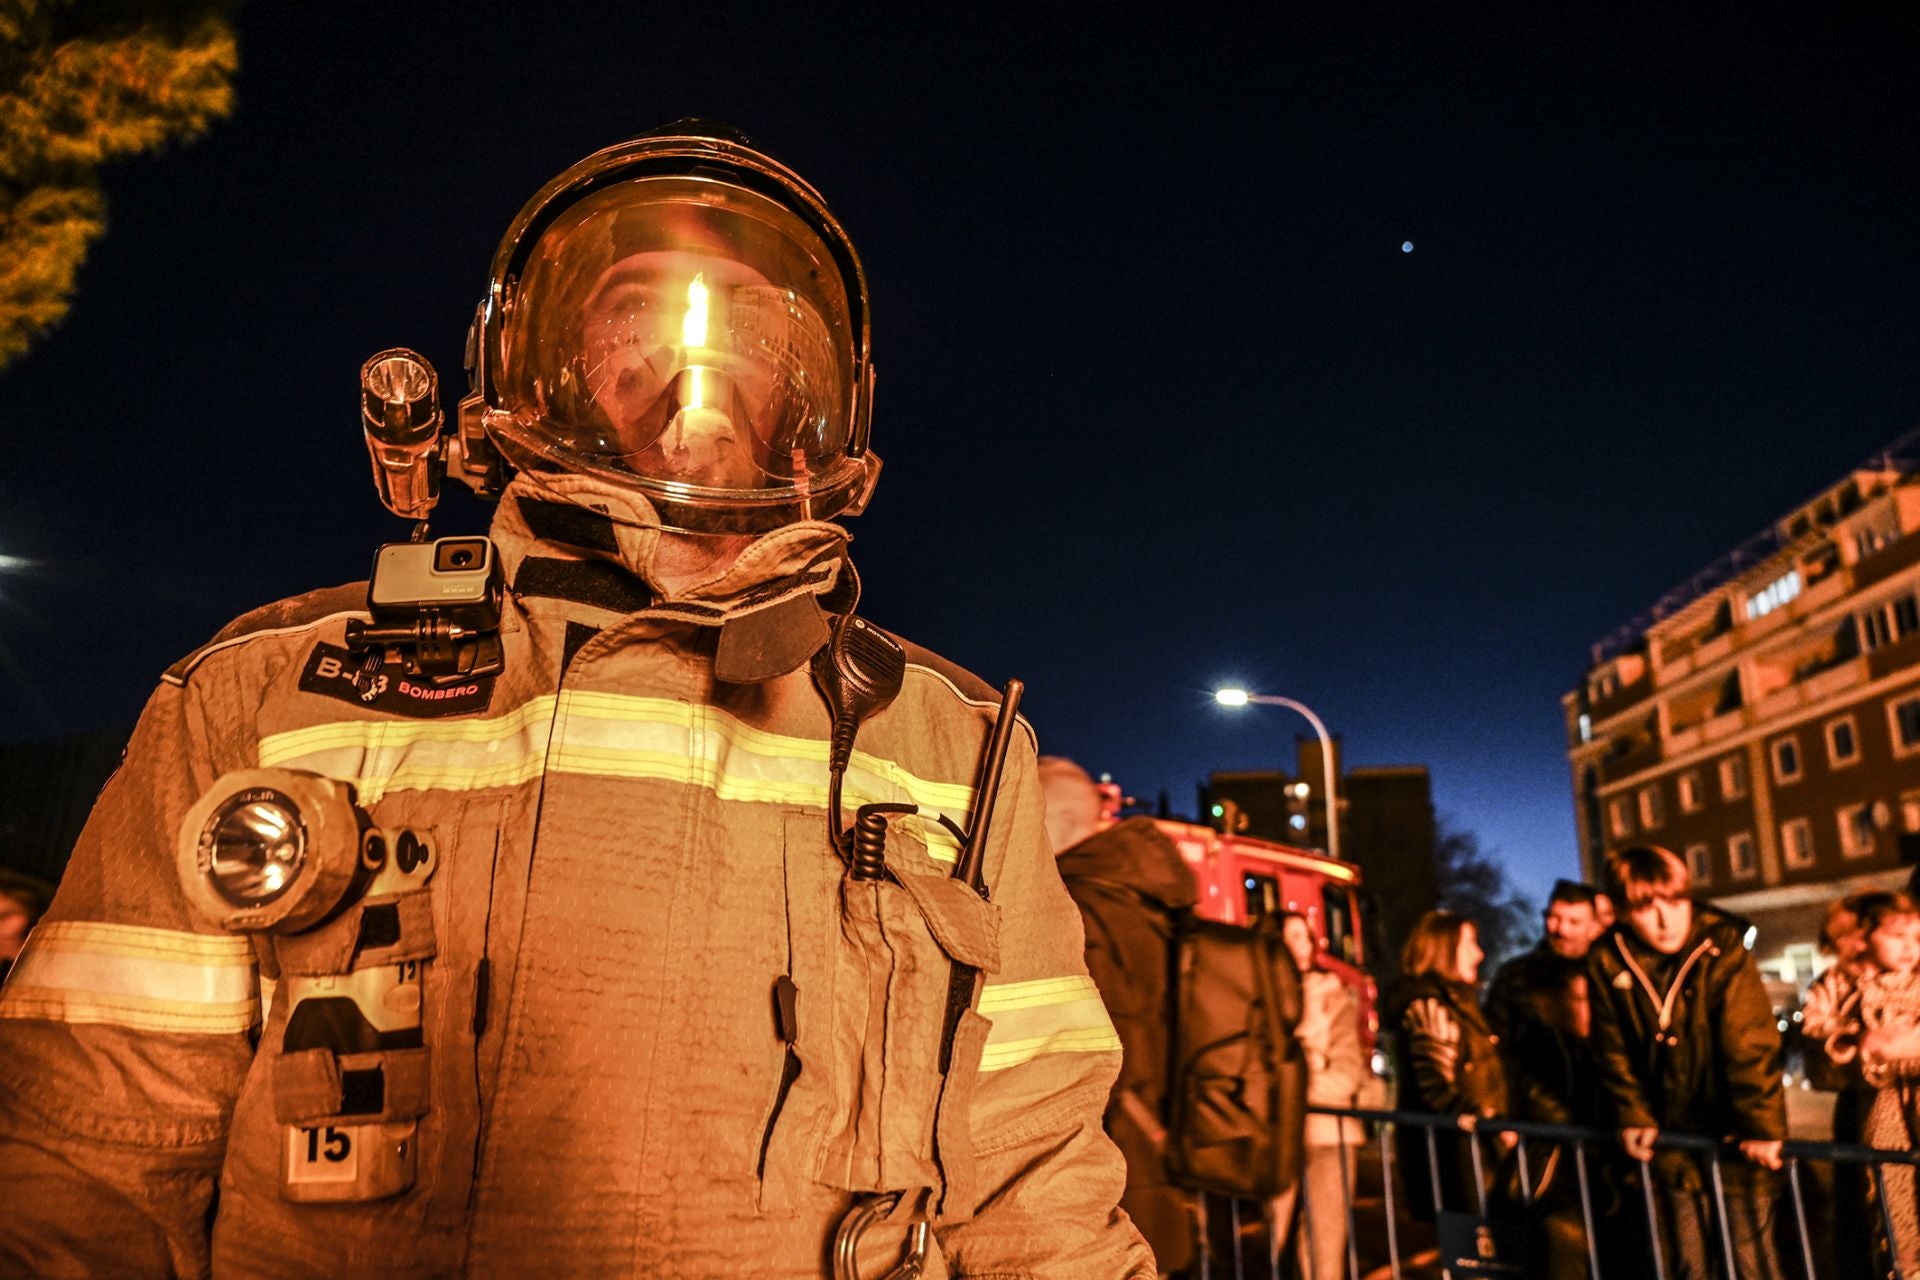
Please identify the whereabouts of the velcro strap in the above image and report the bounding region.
[515,556,654,614]
[893,871,1001,973]
[516,497,619,553]
[276,891,437,976]
[932,1009,994,1221]
[273,1046,432,1123]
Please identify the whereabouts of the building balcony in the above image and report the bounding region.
[1752,658,1868,721]
[1854,528,1920,592]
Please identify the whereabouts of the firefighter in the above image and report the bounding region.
[0,123,1154,1279]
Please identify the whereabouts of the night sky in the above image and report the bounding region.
[3,6,1918,907]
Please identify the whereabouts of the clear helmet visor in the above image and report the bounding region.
[487,175,863,516]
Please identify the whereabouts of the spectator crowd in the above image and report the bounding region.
[1042,757,1920,1280]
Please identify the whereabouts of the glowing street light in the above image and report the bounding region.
[1213,687,1341,862]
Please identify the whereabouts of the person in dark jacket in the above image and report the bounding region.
[1588,844,1786,1280]
[1387,909,1511,1223]
[1483,879,1607,1045]
[1044,757,1201,1277]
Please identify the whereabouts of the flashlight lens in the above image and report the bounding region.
[206,793,307,906]
[365,353,432,407]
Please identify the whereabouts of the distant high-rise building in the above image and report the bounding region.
[1564,426,1920,991]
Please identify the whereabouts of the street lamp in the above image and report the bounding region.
[1213,687,1340,862]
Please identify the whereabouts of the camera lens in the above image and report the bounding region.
[432,538,488,573]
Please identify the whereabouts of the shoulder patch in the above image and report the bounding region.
[163,582,369,686]
[297,642,496,718]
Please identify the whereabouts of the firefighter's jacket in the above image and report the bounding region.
[0,472,1154,1280]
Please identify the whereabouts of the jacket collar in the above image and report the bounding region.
[487,471,856,681]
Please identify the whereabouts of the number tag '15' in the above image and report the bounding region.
[281,1120,415,1202]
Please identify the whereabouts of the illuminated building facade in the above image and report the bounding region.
[1564,427,1920,987]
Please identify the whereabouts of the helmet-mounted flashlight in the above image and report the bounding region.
[361,348,445,521]
[176,770,371,934]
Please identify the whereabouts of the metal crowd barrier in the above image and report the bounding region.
[1208,1103,1920,1280]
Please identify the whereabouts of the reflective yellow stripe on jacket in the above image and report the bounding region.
[258,692,976,860]
[977,975,1121,1072]
[0,921,258,1034]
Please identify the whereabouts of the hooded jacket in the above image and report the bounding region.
[1054,818,1197,1271]
[1585,904,1785,1148]
[0,473,1154,1280]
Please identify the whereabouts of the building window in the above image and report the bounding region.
[1770,736,1802,784]
[1678,771,1704,813]
[1608,796,1634,839]
[1864,605,1896,652]
[1685,842,1712,886]
[1856,522,1899,560]
[1839,805,1877,860]
[1729,832,1758,880]
[1827,715,1860,768]
[1892,695,1920,759]
[1781,818,1815,870]
[1719,754,1748,800]
[1746,570,1803,621]
[1578,713,1592,743]
[1898,593,1920,639]
[1638,785,1666,830]
[1904,790,1920,835]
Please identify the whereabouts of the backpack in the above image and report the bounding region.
[1163,913,1308,1198]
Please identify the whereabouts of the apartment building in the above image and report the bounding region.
[1564,427,1920,987]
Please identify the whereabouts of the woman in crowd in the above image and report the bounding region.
[1276,911,1366,1280]
[1804,890,1920,1280]
[1386,909,1510,1221]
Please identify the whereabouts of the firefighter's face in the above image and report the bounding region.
[1628,893,1693,955]
[580,248,777,489]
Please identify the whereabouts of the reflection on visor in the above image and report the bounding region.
[578,255,838,489]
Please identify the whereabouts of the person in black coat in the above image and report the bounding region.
[1386,909,1511,1223]
[1587,844,1787,1280]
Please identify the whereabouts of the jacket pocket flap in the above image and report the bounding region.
[275,890,437,975]
[893,871,1001,973]
[273,1046,432,1123]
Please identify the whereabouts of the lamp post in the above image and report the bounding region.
[1214,687,1341,862]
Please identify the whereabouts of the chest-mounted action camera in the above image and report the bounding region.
[344,537,505,686]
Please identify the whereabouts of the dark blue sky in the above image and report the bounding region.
[3,5,1917,907]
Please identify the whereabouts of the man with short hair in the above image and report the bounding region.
[1043,757,1199,1277]
[1484,878,1607,1044]
[1587,844,1786,1280]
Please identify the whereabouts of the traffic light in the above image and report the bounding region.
[1210,798,1249,834]
[1285,781,1311,834]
